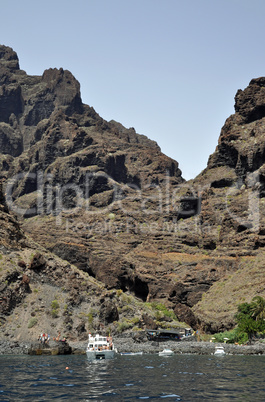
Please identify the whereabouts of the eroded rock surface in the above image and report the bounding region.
[1,45,265,335]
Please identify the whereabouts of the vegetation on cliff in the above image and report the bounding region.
[213,296,265,344]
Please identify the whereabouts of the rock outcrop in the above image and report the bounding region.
[208,77,265,182]
[1,45,265,336]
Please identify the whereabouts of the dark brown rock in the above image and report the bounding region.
[1,46,265,337]
[29,253,46,271]
[173,304,197,329]
[99,300,119,323]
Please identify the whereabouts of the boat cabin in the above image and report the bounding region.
[88,334,113,351]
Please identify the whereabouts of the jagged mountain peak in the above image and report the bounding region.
[202,77,265,188]
[235,76,265,123]
[0,45,183,195]
[0,44,20,71]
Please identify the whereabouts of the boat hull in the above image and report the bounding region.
[159,349,174,356]
[214,347,225,355]
[86,350,116,360]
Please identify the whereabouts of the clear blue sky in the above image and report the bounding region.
[1,0,265,179]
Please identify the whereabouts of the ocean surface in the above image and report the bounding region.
[0,354,264,401]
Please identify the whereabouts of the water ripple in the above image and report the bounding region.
[0,354,264,401]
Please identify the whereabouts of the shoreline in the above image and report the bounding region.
[0,338,265,356]
[113,338,265,356]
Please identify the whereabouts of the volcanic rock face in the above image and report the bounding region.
[194,77,265,254]
[208,77,265,182]
[0,45,183,203]
[0,180,177,343]
[0,45,187,341]
[1,45,265,335]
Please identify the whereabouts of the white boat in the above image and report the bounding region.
[86,334,117,360]
[158,348,174,356]
[214,346,226,355]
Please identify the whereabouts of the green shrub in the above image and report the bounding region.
[50,300,60,318]
[117,320,131,333]
[88,312,93,326]
[51,300,60,310]
[213,328,248,345]
[28,317,38,328]
[213,329,236,343]
[51,310,59,318]
[148,301,177,320]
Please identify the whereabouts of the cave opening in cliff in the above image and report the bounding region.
[134,277,149,302]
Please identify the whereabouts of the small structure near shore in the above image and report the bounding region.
[146,328,193,342]
[146,329,181,342]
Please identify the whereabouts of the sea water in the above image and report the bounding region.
[0,354,264,401]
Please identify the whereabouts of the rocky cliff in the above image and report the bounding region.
[0,45,183,207]
[0,179,185,343]
[0,45,265,339]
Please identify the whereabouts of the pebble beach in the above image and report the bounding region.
[1,336,265,356]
